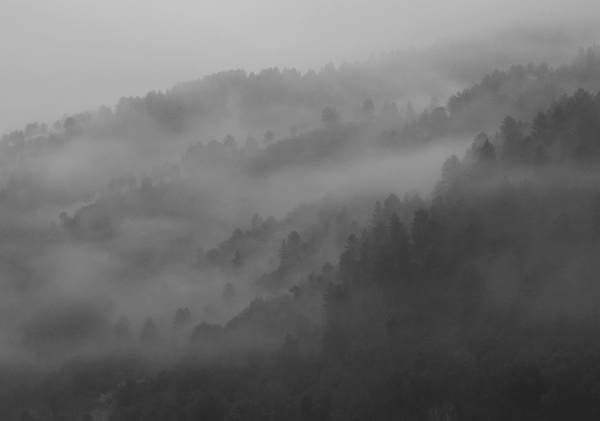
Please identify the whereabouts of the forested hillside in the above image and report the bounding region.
[2,45,600,420]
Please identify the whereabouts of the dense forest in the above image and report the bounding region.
[1,45,600,420]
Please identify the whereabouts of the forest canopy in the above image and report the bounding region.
[2,43,600,421]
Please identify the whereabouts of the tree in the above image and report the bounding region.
[463,213,484,258]
[174,308,191,327]
[592,193,600,235]
[141,318,158,341]
[411,209,444,278]
[456,265,485,319]
[430,107,448,136]
[370,201,385,228]
[279,231,304,268]
[500,115,518,138]
[412,209,431,259]
[251,213,264,234]
[263,130,275,147]
[232,249,243,269]
[369,203,393,283]
[405,100,417,121]
[418,108,430,128]
[52,119,63,132]
[389,213,411,280]
[361,98,375,121]
[532,111,549,140]
[339,234,360,285]
[188,393,226,421]
[383,194,401,220]
[323,283,349,327]
[223,134,238,154]
[440,155,462,193]
[500,115,524,162]
[479,139,495,162]
[321,107,341,128]
[508,362,547,411]
[551,104,567,129]
[63,116,77,131]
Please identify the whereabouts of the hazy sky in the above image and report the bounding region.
[1,0,599,134]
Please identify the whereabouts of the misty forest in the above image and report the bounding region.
[4,36,600,421]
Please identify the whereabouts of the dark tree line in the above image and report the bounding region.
[5,49,600,420]
[4,88,597,421]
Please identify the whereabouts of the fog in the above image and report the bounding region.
[0,128,468,366]
[0,25,598,365]
[3,3,600,419]
[2,1,600,133]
